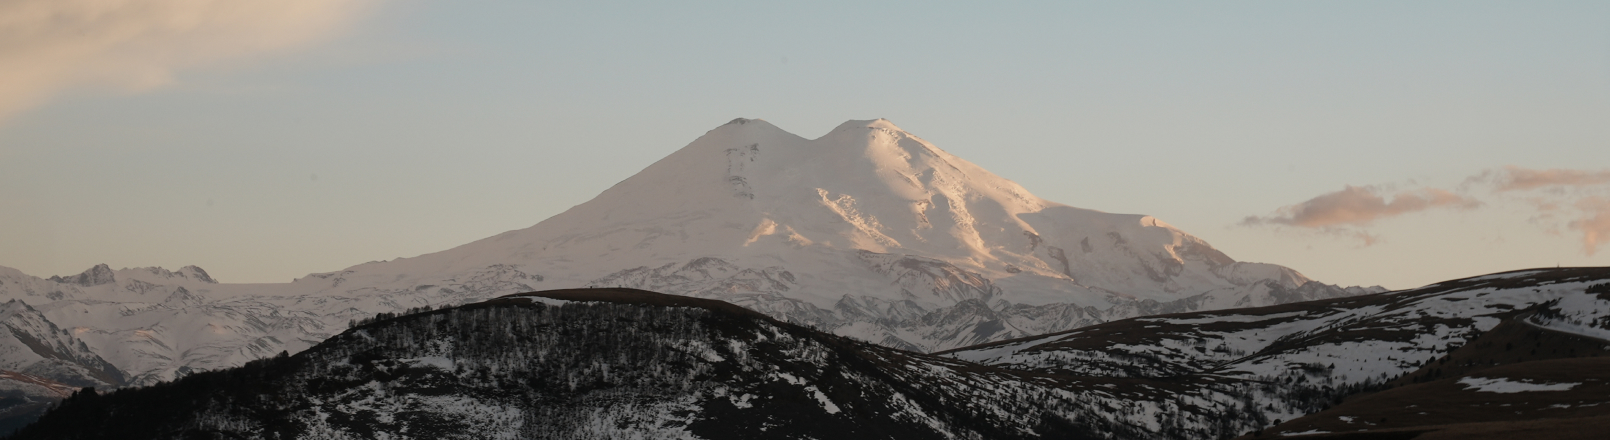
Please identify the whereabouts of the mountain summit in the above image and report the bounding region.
[0,118,1377,390]
[416,118,1315,298]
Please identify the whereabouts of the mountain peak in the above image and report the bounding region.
[47,264,115,287]
[714,117,785,133]
[829,118,904,133]
[714,118,910,141]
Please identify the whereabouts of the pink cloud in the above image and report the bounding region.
[1242,185,1481,228]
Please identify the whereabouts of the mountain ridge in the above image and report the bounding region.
[12,268,1608,440]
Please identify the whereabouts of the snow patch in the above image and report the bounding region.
[1458,377,1580,393]
[404,356,455,371]
[1146,311,1306,325]
[805,385,841,414]
[525,296,579,306]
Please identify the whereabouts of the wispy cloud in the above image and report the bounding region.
[1468,166,1610,192]
[1241,185,1480,229]
[0,0,375,122]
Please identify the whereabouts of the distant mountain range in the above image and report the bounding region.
[11,268,1609,439]
[0,118,1381,429]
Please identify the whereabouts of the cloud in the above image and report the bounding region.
[0,0,375,122]
[1242,185,1481,228]
[1241,185,1481,247]
[1468,165,1610,192]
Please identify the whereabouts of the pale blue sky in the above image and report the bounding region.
[2,1,1608,289]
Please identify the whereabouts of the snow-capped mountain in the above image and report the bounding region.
[0,118,1375,393]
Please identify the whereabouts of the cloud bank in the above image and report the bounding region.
[0,0,374,122]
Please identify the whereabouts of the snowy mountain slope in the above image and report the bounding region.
[0,300,121,387]
[944,266,1610,429]
[0,118,1374,400]
[7,289,1299,440]
[0,263,551,387]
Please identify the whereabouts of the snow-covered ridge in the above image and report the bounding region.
[943,266,1610,427]
[0,118,1374,394]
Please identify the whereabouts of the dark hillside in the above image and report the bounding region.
[5,288,1144,439]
